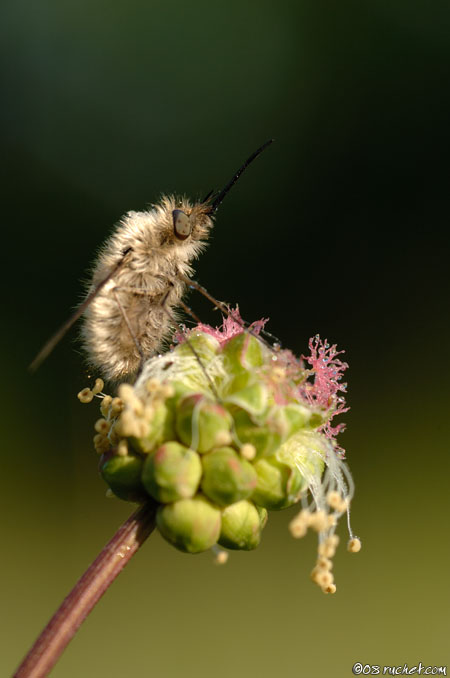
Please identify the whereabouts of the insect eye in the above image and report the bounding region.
[172,210,192,240]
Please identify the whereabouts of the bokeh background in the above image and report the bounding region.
[2,1,450,676]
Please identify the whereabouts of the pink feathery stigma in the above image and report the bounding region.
[174,307,268,346]
[300,334,349,455]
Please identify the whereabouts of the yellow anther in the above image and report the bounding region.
[78,388,94,403]
[94,418,110,434]
[131,400,144,416]
[318,533,340,558]
[309,510,328,532]
[118,383,135,401]
[100,395,113,417]
[318,543,335,559]
[110,397,124,415]
[347,537,362,553]
[116,411,140,438]
[324,584,337,594]
[214,430,232,446]
[117,385,144,414]
[289,517,308,539]
[91,378,104,395]
[327,490,343,510]
[315,570,334,588]
[310,567,321,582]
[298,508,312,524]
[145,378,161,393]
[214,550,229,565]
[93,433,110,454]
[317,556,333,571]
[240,443,257,461]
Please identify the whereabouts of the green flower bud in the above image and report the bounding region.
[156,495,221,554]
[232,408,284,459]
[176,394,233,453]
[100,452,147,503]
[142,441,202,503]
[252,455,304,510]
[222,333,264,373]
[201,446,257,506]
[218,500,266,550]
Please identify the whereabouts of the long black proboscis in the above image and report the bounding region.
[29,248,132,373]
[209,139,274,213]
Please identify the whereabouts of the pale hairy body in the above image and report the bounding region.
[81,196,214,382]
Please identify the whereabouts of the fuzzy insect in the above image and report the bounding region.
[30,140,273,382]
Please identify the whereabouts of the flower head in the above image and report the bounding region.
[78,311,360,593]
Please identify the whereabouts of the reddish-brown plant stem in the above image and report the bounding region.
[13,501,157,678]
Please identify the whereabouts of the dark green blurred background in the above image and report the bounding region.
[2,1,450,676]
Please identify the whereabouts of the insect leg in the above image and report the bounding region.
[175,297,202,325]
[176,273,275,352]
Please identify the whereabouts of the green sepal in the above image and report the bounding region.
[100,452,147,503]
[218,500,266,550]
[176,394,232,453]
[224,381,269,417]
[201,446,257,507]
[174,331,220,363]
[142,441,202,503]
[156,495,221,554]
[251,455,304,510]
[276,430,327,479]
[222,333,264,374]
[232,408,284,459]
[223,370,252,395]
